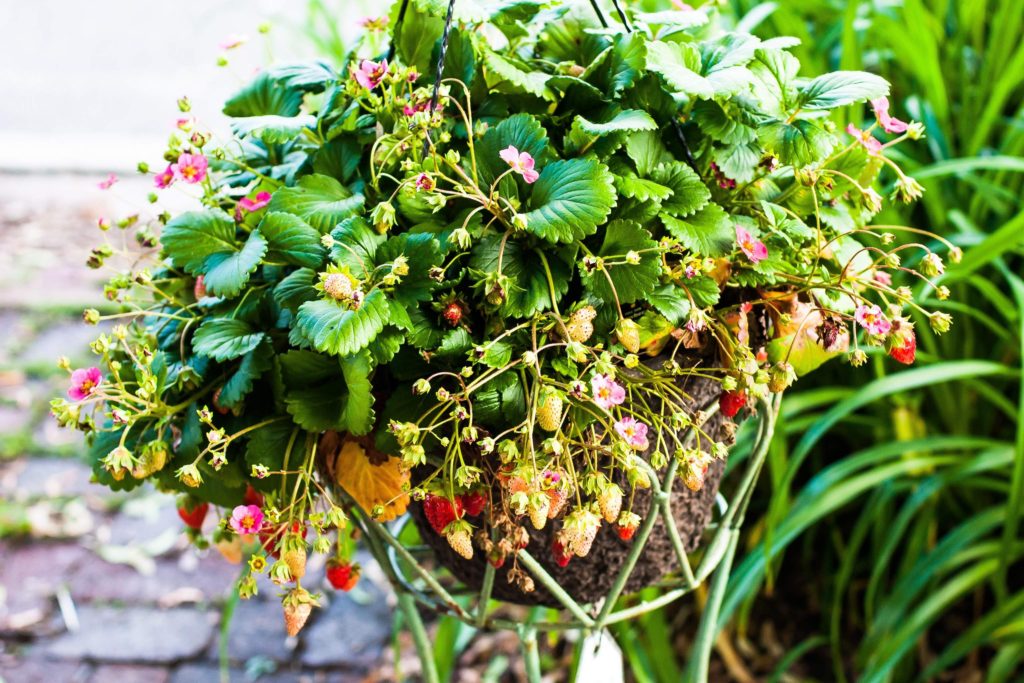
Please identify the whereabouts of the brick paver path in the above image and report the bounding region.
[0,175,401,683]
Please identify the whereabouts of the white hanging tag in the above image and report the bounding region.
[575,629,625,683]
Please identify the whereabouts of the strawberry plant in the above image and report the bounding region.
[51,0,956,637]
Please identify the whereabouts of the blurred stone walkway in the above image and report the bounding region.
[0,174,400,683]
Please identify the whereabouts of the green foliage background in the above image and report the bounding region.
[604,0,1024,680]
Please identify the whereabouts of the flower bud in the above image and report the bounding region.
[929,311,953,334]
[920,252,944,277]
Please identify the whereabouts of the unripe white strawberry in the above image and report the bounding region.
[571,305,597,323]
[598,484,623,524]
[562,508,601,558]
[616,318,641,354]
[536,390,564,432]
[529,494,551,530]
[282,587,318,637]
[446,520,474,560]
[566,319,594,343]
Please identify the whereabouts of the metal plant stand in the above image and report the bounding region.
[350,396,780,682]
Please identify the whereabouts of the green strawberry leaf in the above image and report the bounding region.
[278,350,347,432]
[329,216,386,279]
[273,267,318,312]
[245,420,296,490]
[758,118,836,167]
[231,115,316,144]
[375,233,442,305]
[161,210,237,275]
[651,161,711,217]
[522,159,616,243]
[566,109,658,156]
[223,72,303,117]
[192,319,266,361]
[258,212,326,268]
[218,339,274,408]
[684,274,721,308]
[202,230,268,298]
[474,113,552,190]
[581,220,660,305]
[797,70,890,110]
[662,203,735,257]
[469,234,571,318]
[648,284,692,325]
[614,174,674,203]
[645,40,714,99]
[483,50,551,100]
[625,130,673,177]
[266,174,365,233]
[339,351,375,435]
[294,288,389,356]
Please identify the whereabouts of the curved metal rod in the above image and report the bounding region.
[358,396,780,633]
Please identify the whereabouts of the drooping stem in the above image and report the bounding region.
[399,593,440,683]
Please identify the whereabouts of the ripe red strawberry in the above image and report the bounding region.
[212,387,230,415]
[194,275,207,300]
[326,561,360,591]
[177,499,208,530]
[719,390,747,418]
[423,494,463,534]
[442,301,465,326]
[552,538,572,568]
[616,512,641,541]
[243,484,264,508]
[889,333,916,365]
[460,491,487,517]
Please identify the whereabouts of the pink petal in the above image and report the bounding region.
[522,168,540,184]
[499,146,519,165]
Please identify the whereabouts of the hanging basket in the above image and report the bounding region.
[350,395,780,635]
[407,371,732,606]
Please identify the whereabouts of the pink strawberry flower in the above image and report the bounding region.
[154,164,176,189]
[499,146,540,184]
[353,59,388,90]
[67,367,103,401]
[870,97,909,134]
[173,153,208,184]
[846,124,883,155]
[614,417,650,451]
[219,34,248,51]
[237,191,272,215]
[874,270,892,286]
[415,173,435,192]
[97,173,118,190]
[591,374,626,411]
[359,16,389,31]
[229,504,264,535]
[735,226,768,263]
[854,303,892,336]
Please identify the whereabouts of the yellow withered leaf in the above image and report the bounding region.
[334,439,410,522]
